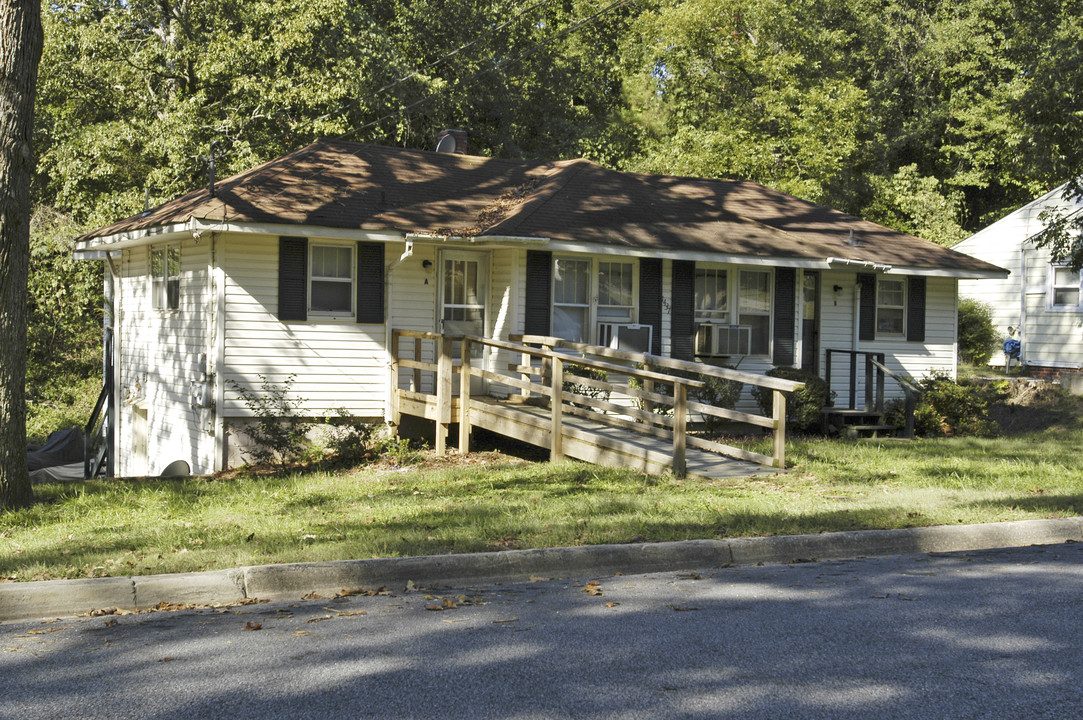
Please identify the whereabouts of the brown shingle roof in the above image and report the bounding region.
[79,139,1005,275]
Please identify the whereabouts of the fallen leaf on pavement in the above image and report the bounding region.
[667,604,699,612]
[245,621,263,631]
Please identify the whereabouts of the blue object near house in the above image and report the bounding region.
[1003,338,1021,359]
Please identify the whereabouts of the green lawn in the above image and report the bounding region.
[4,422,1083,583]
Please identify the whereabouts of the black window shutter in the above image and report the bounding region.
[524,250,552,336]
[355,242,385,324]
[858,273,876,342]
[278,236,308,322]
[671,260,695,361]
[639,258,663,355]
[773,268,796,366]
[907,276,926,342]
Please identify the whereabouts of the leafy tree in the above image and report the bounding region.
[957,297,999,366]
[1,0,43,511]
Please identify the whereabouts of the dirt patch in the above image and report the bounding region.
[988,379,1083,435]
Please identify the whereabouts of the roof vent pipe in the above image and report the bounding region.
[435,129,468,154]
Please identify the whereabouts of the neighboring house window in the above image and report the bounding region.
[151,244,180,310]
[553,257,592,343]
[1051,265,1081,309]
[309,244,354,315]
[876,277,906,335]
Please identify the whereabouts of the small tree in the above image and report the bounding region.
[957,298,999,366]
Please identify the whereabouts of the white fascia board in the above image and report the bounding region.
[73,222,195,256]
[189,218,405,243]
[542,240,829,268]
[881,266,1010,279]
[403,232,550,247]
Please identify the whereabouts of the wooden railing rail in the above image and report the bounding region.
[391,329,802,473]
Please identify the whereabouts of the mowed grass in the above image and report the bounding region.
[4,420,1083,582]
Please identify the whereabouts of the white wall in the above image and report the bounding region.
[221,234,387,419]
[819,272,957,407]
[114,238,215,476]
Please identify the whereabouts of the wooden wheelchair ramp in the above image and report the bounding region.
[391,331,803,479]
[468,398,769,480]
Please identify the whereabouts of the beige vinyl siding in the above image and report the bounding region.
[115,239,215,476]
[222,234,387,417]
[389,242,438,395]
[486,247,519,397]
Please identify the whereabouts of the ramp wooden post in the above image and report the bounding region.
[435,335,453,455]
[673,381,687,478]
[390,330,401,426]
[772,390,787,468]
[550,354,564,461]
[412,337,423,391]
[459,338,472,454]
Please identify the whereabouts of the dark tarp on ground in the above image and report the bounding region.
[27,428,84,472]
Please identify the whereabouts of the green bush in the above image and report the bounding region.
[957,298,999,365]
[886,372,1003,437]
[750,367,835,432]
[628,364,742,433]
[563,363,610,408]
[227,374,315,465]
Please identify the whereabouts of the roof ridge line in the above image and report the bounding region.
[485,158,595,236]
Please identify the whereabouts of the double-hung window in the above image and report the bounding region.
[739,270,772,355]
[693,266,773,357]
[876,277,906,335]
[151,244,180,311]
[552,257,592,343]
[597,261,635,323]
[310,244,354,316]
[1051,265,1081,309]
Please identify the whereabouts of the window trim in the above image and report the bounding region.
[150,243,180,311]
[308,242,356,318]
[1049,263,1082,312]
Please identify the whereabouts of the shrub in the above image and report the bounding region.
[227,374,315,465]
[562,363,610,408]
[634,365,743,433]
[750,367,835,433]
[886,371,1003,437]
[958,298,999,365]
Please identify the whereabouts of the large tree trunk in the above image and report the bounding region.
[0,0,42,511]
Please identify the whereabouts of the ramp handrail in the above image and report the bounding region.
[390,329,802,474]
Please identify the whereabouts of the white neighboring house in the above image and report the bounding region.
[955,182,1083,375]
[74,137,1007,476]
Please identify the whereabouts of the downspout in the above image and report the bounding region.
[104,253,119,478]
[384,240,414,423]
[1019,244,1028,368]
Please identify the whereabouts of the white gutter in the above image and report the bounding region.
[403,232,549,247]
[826,257,894,273]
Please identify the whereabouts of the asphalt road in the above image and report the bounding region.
[3,543,1082,720]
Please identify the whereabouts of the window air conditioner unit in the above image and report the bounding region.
[696,324,751,356]
[598,322,653,354]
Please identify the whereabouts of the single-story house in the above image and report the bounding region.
[74,136,1007,476]
[955,181,1083,376]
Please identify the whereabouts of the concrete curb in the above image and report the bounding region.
[3,517,1081,623]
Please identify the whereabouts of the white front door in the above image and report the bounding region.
[438,250,489,394]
